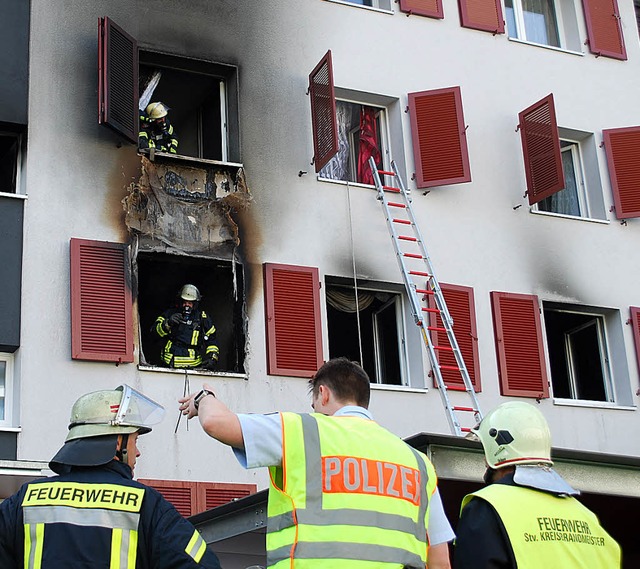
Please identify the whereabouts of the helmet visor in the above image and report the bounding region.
[114,385,165,429]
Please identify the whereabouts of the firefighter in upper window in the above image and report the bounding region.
[0,385,222,568]
[153,284,219,370]
[139,101,178,154]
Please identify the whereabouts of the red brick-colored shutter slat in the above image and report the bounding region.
[490,292,549,398]
[458,0,505,33]
[428,284,481,391]
[98,17,138,143]
[408,87,471,189]
[399,0,444,19]
[309,51,338,173]
[582,0,627,60]
[70,238,133,363]
[264,263,323,377]
[631,307,640,377]
[518,94,564,205]
[202,483,256,511]
[138,480,196,518]
[602,126,640,219]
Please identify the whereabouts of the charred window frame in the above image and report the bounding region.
[136,252,246,373]
[543,303,632,405]
[138,51,240,164]
[0,125,26,195]
[325,279,409,386]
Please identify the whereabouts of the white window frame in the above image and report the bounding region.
[325,0,394,13]
[372,294,409,386]
[318,98,391,186]
[0,353,15,427]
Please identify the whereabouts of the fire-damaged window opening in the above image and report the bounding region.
[325,279,408,386]
[0,125,26,195]
[139,51,240,164]
[136,252,246,374]
[542,303,628,404]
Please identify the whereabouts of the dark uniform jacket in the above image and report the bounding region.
[0,460,221,569]
[154,307,219,368]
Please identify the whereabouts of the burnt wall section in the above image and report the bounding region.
[122,157,251,258]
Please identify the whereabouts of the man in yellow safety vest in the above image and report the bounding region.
[180,357,454,568]
[454,401,621,568]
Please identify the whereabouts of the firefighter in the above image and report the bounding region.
[139,101,178,154]
[454,401,621,569]
[0,385,221,568]
[179,357,455,569]
[154,284,219,370]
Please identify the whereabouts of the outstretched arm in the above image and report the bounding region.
[427,542,451,569]
[178,384,244,449]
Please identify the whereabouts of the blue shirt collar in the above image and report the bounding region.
[334,405,373,420]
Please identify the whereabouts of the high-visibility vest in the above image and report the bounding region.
[266,412,438,569]
[461,484,621,569]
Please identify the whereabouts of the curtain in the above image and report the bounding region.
[357,106,381,185]
[326,288,375,313]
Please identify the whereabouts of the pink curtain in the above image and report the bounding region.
[357,106,381,185]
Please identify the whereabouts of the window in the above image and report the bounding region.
[318,100,388,184]
[326,281,408,385]
[98,17,240,163]
[504,0,582,50]
[329,0,393,10]
[137,253,246,373]
[0,126,25,195]
[543,304,615,402]
[0,354,14,426]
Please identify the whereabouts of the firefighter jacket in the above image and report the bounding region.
[154,308,219,368]
[138,113,178,154]
[266,412,438,569]
[460,483,621,568]
[0,460,221,569]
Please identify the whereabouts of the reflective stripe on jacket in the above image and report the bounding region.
[266,412,438,568]
[461,484,621,569]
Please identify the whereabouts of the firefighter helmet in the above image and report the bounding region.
[179,284,201,302]
[470,401,553,469]
[145,101,169,120]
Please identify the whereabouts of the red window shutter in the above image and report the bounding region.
[490,292,549,398]
[70,239,134,363]
[602,126,640,219]
[198,482,257,512]
[399,0,444,19]
[458,0,505,32]
[582,0,627,60]
[98,17,139,143]
[139,480,196,518]
[309,51,338,173]
[264,263,323,377]
[518,94,565,206]
[408,87,471,189]
[428,284,481,391]
[631,307,640,377]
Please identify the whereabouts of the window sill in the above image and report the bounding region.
[553,398,636,411]
[139,149,243,170]
[529,209,610,224]
[0,426,21,433]
[0,192,27,200]
[370,384,429,394]
[507,37,584,57]
[138,364,247,380]
[317,176,377,191]
[324,0,394,15]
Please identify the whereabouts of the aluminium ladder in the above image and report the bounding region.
[369,157,482,436]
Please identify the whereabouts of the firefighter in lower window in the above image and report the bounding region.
[139,101,178,154]
[154,284,219,370]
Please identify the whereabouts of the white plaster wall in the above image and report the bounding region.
[17,0,640,490]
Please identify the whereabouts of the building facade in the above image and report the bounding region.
[1,0,640,565]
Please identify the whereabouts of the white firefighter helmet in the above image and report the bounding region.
[145,101,169,120]
[179,284,201,302]
[65,385,165,442]
[470,401,553,469]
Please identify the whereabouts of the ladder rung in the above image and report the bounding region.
[452,406,476,412]
[410,271,430,277]
[460,427,472,433]
[427,326,446,331]
[421,307,440,314]
[398,235,417,242]
[440,365,460,372]
[388,202,406,208]
[383,186,401,193]
[445,384,467,390]
[378,170,396,176]
[434,345,453,352]
[416,288,434,294]
[393,218,412,225]
[403,253,423,259]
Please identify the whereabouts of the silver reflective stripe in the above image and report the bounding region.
[270,541,424,566]
[407,446,429,541]
[300,413,323,510]
[185,529,207,562]
[24,505,140,531]
[26,523,39,569]
[268,511,296,532]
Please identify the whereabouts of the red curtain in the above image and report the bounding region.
[357,106,381,185]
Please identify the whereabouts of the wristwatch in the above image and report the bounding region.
[193,389,216,410]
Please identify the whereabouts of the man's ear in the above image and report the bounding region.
[115,435,123,452]
[318,384,331,406]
